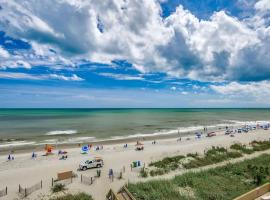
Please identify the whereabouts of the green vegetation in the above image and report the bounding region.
[128,154,270,200]
[49,193,93,200]
[183,146,242,169]
[144,140,270,177]
[51,184,66,193]
[148,155,185,176]
[230,143,254,154]
[140,168,148,178]
[186,152,199,158]
[251,140,270,151]
[149,155,185,169]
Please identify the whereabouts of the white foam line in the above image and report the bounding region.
[0,141,36,148]
[45,130,77,136]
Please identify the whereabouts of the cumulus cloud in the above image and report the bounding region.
[211,81,270,95]
[0,0,269,82]
[255,0,270,12]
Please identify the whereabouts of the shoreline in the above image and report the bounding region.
[1,119,269,154]
[0,128,224,155]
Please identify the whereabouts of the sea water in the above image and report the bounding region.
[0,108,270,147]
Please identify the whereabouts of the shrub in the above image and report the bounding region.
[51,183,66,193]
[230,143,254,154]
[251,140,270,151]
[227,151,243,158]
[149,155,185,169]
[149,169,166,176]
[128,154,270,200]
[183,147,242,169]
[187,153,199,158]
[140,168,148,178]
[49,192,93,200]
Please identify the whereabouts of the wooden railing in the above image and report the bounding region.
[80,174,95,185]
[19,181,42,197]
[234,183,270,200]
[122,186,137,200]
[106,185,137,200]
[106,189,120,200]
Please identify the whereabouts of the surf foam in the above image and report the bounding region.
[45,130,77,135]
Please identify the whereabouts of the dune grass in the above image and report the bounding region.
[51,184,66,193]
[148,155,185,176]
[182,146,242,169]
[49,193,94,200]
[128,154,270,200]
[230,143,254,154]
[251,140,270,151]
[146,140,270,177]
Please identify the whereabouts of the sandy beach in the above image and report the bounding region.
[0,129,270,200]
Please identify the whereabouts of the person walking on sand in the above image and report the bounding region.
[109,169,114,182]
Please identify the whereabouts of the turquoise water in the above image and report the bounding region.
[1,108,270,144]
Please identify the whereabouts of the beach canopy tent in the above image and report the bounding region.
[44,144,54,155]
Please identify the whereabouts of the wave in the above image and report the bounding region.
[225,120,270,126]
[109,121,259,140]
[0,141,36,148]
[45,130,78,136]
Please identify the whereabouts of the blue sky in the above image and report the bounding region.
[0,0,270,108]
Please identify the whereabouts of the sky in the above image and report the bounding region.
[0,0,270,108]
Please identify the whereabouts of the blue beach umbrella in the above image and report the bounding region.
[81,145,89,154]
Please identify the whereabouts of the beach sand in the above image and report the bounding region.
[0,129,270,200]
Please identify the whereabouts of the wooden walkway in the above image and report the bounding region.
[107,185,136,200]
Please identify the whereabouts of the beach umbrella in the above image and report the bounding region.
[81,145,89,154]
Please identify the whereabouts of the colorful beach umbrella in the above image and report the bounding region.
[81,145,89,153]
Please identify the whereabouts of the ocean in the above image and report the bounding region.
[1,108,270,147]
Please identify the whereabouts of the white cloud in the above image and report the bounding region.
[210,81,270,104]
[0,72,84,81]
[170,86,176,91]
[255,0,270,12]
[0,72,42,80]
[98,72,144,81]
[0,47,9,58]
[48,74,84,81]
[0,0,269,82]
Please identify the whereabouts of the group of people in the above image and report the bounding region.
[7,154,14,161]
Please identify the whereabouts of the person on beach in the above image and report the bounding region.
[32,152,37,159]
[109,169,114,181]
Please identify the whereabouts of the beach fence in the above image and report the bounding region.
[18,181,42,197]
[80,174,95,185]
[109,167,125,182]
[52,171,76,186]
[0,187,7,197]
